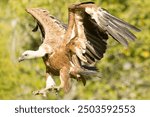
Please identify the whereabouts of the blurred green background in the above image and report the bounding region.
[0,0,149,100]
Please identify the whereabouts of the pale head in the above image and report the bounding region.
[18,45,52,62]
[18,50,37,62]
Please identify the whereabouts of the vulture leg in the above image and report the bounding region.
[32,73,56,97]
[53,67,71,93]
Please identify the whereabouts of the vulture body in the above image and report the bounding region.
[18,2,140,96]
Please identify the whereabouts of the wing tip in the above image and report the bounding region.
[128,24,141,32]
[25,8,32,13]
[134,27,141,32]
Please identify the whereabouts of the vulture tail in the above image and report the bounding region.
[78,67,101,86]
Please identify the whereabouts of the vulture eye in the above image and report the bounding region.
[24,54,28,56]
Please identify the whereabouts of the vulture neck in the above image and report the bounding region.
[32,48,47,58]
[34,50,46,57]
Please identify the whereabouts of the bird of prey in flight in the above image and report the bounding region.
[18,2,140,97]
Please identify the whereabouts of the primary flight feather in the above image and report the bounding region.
[18,2,140,96]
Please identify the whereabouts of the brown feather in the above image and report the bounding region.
[22,2,140,95]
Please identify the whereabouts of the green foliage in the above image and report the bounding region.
[0,0,149,99]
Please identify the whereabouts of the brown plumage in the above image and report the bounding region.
[18,2,140,96]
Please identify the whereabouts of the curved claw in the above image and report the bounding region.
[32,86,62,97]
[32,89,47,97]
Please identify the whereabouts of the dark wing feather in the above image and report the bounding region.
[83,13,108,63]
[64,3,140,65]
[85,7,140,46]
[101,8,140,32]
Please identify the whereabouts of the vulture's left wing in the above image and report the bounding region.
[26,8,67,48]
[64,2,140,65]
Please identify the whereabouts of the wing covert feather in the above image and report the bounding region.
[63,2,140,65]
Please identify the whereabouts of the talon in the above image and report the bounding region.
[32,85,62,97]
[54,86,61,91]
[32,89,48,97]
[50,86,60,95]
[51,86,62,92]
[32,90,40,95]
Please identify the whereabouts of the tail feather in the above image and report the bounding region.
[78,68,101,86]
[79,69,101,78]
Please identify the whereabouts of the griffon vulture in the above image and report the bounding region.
[18,2,140,96]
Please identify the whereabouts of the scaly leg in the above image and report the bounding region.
[33,73,56,97]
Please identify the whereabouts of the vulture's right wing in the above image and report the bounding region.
[64,2,140,65]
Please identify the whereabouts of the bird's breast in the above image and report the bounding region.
[43,49,70,74]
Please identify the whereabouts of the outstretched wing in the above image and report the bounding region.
[64,2,140,65]
[26,8,67,50]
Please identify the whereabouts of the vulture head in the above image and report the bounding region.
[18,50,36,62]
[18,47,47,62]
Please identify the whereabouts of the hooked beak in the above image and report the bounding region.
[18,57,24,62]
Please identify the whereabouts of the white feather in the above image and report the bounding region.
[46,75,56,88]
